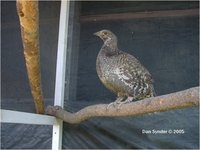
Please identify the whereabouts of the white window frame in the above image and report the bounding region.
[1,1,70,149]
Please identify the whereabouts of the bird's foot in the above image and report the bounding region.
[106,101,117,110]
[117,96,134,109]
[106,97,124,110]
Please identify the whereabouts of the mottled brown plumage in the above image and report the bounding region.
[94,29,155,107]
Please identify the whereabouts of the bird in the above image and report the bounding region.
[94,29,155,108]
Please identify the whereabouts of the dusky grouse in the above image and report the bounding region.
[94,29,155,108]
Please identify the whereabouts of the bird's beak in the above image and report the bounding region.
[93,31,100,37]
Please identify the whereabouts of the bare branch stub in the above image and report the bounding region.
[46,87,199,124]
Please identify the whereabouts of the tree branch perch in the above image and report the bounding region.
[46,87,199,124]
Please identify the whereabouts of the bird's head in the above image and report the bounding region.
[94,29,118,45]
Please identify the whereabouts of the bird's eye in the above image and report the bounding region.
[103,32,108,36]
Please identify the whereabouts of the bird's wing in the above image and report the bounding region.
[108,52,154,98]
[115,52,153,83]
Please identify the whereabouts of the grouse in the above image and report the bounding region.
[94,29,155,108]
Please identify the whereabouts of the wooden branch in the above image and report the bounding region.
[46,87,199,124]
[80,8,199,23]
[16,0,44,114]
